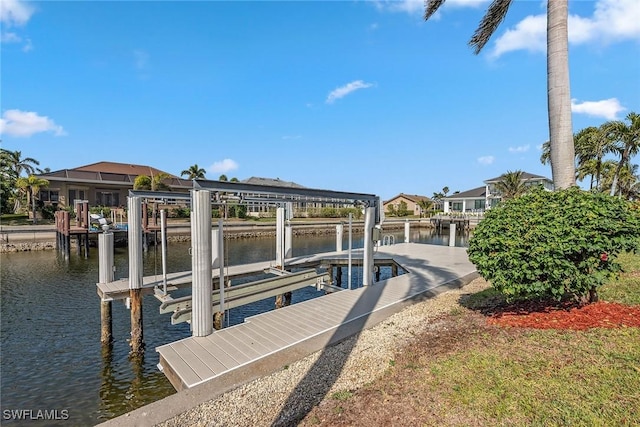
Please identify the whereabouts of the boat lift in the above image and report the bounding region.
[121,179,383,338]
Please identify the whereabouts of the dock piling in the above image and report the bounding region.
[404,220,410,243]
[99,232,114,345]
[191,190,213,337]
[449,223,456,247]
[128,196,145,357]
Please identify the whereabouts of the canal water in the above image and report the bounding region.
[0,228,469,426]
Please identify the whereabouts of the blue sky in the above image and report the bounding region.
[2,0,639,200]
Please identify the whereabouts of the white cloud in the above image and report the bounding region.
[282,135,302,140]
[0,109,66,137]
[209,159,239,174]
[1,31,21,43]
[490,0,640,58]
[571,98,625,120]
[477,155,495,165]
[491,14,547,58]
[590,0,640,42]
[508,145,530,153]
[376,0,488,16]
[1,0,35,50]
[0,0,35,26]
[326,80,374,104]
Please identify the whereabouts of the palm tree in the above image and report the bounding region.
[15,175,49,224]
[607,112,640,196]
[133,173,172,191]
[181,164,206,180]
[417,199,434,218]
[574,125,615,190]
[495,170,527,200]
[425,0,575,189]
[0,149,40,178]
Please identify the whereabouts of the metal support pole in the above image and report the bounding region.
[218,218,225,317]
[160,209,168,295]
[128,196,144,357]
[211,227,219,268]
[191,190,213,337]
[275,206,285,268]
[285,220,293,259]
[449,223,456,247]
[363,206,375,287]
[336,223,344,252]
[404,220,410,243]
[99,232,114,346]
[348,213,352,290]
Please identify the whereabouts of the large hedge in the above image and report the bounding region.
[468,187,640,303]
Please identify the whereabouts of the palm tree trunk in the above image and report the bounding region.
[547,0,575,189]
[30,189,38,224]
[609,149,628,196]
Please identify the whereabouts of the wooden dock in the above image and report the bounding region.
[155,243,477,391]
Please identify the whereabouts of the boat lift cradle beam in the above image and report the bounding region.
[162,268,333,324]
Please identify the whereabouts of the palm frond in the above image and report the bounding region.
[469,0,513,54]
[424,0,446,21]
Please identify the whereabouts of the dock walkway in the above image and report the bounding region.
[156,243,477,391]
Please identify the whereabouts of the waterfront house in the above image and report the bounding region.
[444,172,553,213]
[383,193,433,217]
[36,161,192,209]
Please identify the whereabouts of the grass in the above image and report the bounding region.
[599,251,640,305]
[430,252,640,425]
[1,213,57,226]
[429,327,640,425]
[302,251,640,426]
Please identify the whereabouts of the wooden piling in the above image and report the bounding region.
[275,207,287,309]
[129,288,144,357]
[63,210,70,260]
[128,196,145,357]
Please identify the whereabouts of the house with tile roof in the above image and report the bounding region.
[36,161,192,208]
[383,193,433,217]
[444,172,553,213]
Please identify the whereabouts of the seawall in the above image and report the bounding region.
[0,219,433,253]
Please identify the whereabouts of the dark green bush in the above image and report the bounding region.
[468,187,640,303]
[41,204,57,220]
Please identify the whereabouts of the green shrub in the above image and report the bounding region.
[467,187,640,303]
[41,204,57,220]
[171,206,190,218]
[90,206,111,217]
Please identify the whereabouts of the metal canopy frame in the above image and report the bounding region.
[130,179,382,221]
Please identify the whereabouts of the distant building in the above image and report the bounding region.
[240,176,353,217]
[37,161,191,208]
[383,193,433,217]
[444,172,553,213]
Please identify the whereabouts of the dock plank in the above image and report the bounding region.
[157,243,479,390]
[157,345,202,386]
[192,337,238,370]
